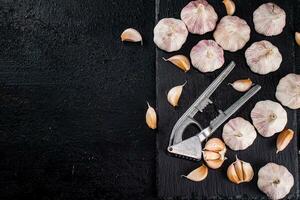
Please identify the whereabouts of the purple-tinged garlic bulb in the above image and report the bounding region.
[213,16,250,52]
[153,18,188,52]
[276,73,300,109]
[180,0,218,35]
[245,40,282,75]
[251,100,287,137]
[190,40,224,73]
[253,3,286,36]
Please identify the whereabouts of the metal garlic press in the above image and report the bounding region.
[167,61,261,161]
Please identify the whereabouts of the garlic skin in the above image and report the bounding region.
[229,79,252,92]
[276,129,294,153]
[146,102,157,129]
[203,138,227,169]
[258,163,294,200]
[227,156,254,184]
[276,73,300,109]
[167,82,186,107]
[253,3,286,36]
[251,100,287,137]
[190,40,224,73]
[222,117,257,151]
[182,164,208,182]
[163,55,190,72]
[213,16,250,52]
[296,32,300,46]
[121,28,143,44]
[153,18,188,52]
[223,0,235,16]
[245,40,282,75]
[180,0,218,35]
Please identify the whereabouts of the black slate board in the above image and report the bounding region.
[156,0,299,198]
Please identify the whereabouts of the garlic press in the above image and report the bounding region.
[167,61,261,161]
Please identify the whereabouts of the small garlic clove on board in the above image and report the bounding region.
[145,102,157,129]
[163,55,190,72]
[203,138,227,169]
[227,156,254,184]
[167,82,186,107]
[182,164,208,182]
[276,129,294,153]
[223,0,235,16]
[203,151,221,160]
[204,138,226,152]
[229,79,252,92]
[121,28,143,44]
[296,32,300,46]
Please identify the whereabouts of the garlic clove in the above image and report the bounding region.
[182,164,208,182]
[167,82,186,107]
[234,156,244,181]
[296,32,300,46]
[242,162,254,182]
[121,28,143,44]
[203,150,221,160]
[229,79,253,92]
[204,138,226,152]
[223,0,235,16]
[227,157,254,184]
[146,102,157,129]
[205,158,224,169]
[276,129,294,153]
[227,162,241,184]
[163,55,190,72]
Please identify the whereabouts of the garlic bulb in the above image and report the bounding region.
[229,78,252,92]
[121,28,143,44]
[223,0,235,16]
[153,18,188,52]
[180,0,218,35]
[296,32,300,46]
[258,163,294,200]
[251,100,287,137]
[213,16,250,52]
[276,129,294,153]
[276,73,300,109]
[253,3,286,36]
[203,138,227,169]
[182,164,208,182]
[146,102,157,129]
[163,55,190,72]
[245,40,282,75]
[222,117,257,151]
[227,156,254,184]
[167,82,186,107]
[190,40,224,73]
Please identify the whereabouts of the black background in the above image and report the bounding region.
[0,0,299,200]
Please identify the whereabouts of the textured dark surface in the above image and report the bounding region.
[156,0,300,199]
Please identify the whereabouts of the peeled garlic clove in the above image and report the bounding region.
[182,164,208,182]
[190,40,224,73]
[245,40,282,75]
[203,150,221,160]
[257,163,294,200]
[121,28,142,44]
[276,129,294,153]
[205,158,225,169]
[223,0,235,16]
[229,79,252,92]
[163,55,190,72]
[213,16,250,52]
[276,73,300,109]
[251,100,287,137]
[227,156,254,184]
[153,18,188,52]
[296,32,300,46]
[222,117,257,151]
[180,0,218,35]
[253,3,286,36]
[204,138,226,152]
[146,102,157,129]
[167,82,186,107]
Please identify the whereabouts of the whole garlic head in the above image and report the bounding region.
[222,117,257,151]
[253,3,286,36]
[245,40,282,75]
[258,163,294,200]
[213,16,250,52]
[276,73,300,109]
[190,40,224,72]
[153,18,188,52]
[251,100,287,137]
[180,0,218,35]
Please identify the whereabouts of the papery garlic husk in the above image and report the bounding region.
[146,102,157,129]
[227,156,254,184]
[223,0,235,16]
[203,138,227,169]
[153,18,188,52]
[251,100,287,137]
[276,129,294,153]
[222,117,257,151]
[296,32,300,46]
[182,164,208,182]
[190,40,224,73]
[121,28,143,44]
[213,16,250,52]
[167,82,186,107]
[276,73,300,109]
[253,3,286,36]
[245,40,282,75]
[163,55,190,72]
[257,163,294,200]
[229,79,252,92]
[180,0,218,35]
